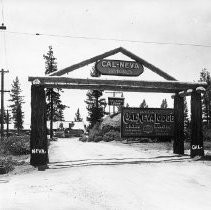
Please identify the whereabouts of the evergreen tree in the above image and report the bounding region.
[140,99,148,108]
[43,46,67,137]
[9,77,24,134]
[85,90,106,129]
[199,68,211,126]
[85,64,106,129]
[59,122,64,130]
[91,65,101,77]
[126,103,130,107]
[74,108,83,122]
[160,98,168,108]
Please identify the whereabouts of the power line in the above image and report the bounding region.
[0,0,210,49]
[6,30,211,48]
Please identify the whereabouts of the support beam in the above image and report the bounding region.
[119,47,176,81]
[196,86,206,93]
[30,85,48,167]
[50,47,122,76]
[178,89,193,97]
[178,90,186,97]
[28,77,207,93]
[173,93,184,154]
[43,84,176,93]
[190,90,204,157]
[49,47,177,81]
[186,89,193,96]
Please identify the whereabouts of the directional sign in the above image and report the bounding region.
[121,107,174,137]
[96,59,144,76]
[108,97,124,106]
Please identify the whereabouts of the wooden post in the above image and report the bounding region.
[190,90,204,157]
[173,93,184,154]
[1,70,4,138]
[6,109,9,138]
[50,89,53,139]
[30,85,48,167]
[113,92,115,114]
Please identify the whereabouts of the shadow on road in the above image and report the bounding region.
[48,155,191,170]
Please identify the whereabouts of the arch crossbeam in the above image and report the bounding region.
[28,76,207,93]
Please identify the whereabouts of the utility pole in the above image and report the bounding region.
[50,89,53,139]
[112,92,115,114]
[6,109,9,137]
[0,69,9,138]
[1,21,8,138]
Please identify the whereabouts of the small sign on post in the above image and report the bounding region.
[108,97,124,106]
[121,107,174,137]
[96,59,144,76]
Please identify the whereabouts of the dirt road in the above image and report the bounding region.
[1,138,211,210]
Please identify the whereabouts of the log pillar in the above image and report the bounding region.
[173,93,184,154]
[190,90,204,157]
[30,85,48,167]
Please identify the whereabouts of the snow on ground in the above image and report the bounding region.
[0,138,211,210]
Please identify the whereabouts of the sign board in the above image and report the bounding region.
[121,107,174,137]
[108,97,124,106]
[96,59,144,76]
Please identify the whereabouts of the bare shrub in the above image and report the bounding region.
[79,135,88,142]
[2,135,30,155]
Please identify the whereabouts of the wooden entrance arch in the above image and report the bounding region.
[28,47,207,167]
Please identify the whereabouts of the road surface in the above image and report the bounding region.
[0,138,211,210]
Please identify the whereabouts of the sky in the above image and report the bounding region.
[0,0,211,128]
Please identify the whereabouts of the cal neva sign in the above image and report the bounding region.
[121,107,174,137]
[96,59,144,76]
[108,97,124,106]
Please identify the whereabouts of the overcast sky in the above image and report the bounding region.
[1,0,211,127]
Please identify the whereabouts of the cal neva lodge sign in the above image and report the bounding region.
[121,107,174,137]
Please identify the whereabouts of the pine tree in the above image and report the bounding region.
[199,68,211,126]
[140,99,148,108]
[74,108,83,122]
[85,90,106,129]
[125,103,130,107]
[9,77,24,134]
[160,98,168,108]
[85,64,106,129]
[43,46,67,137]
[90,65,101,77]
